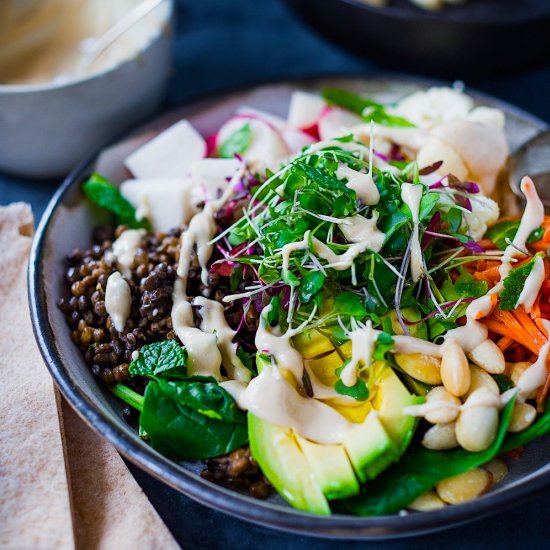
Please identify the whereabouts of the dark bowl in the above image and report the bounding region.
[29,76,550,539]
[282,0,550,78]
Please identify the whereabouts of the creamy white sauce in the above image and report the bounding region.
[281,232,310,274]
[517,255,545,313]
[401,182,424,282]
[338,214,385,252]
[105,271,132,332]
[194,296,251,383]
[235,368,352,444]
[444,295,492,353]
[340,320,378,387]
[170,279,223,380]
[336,164,380,206]
[392,335,442,356]
[107,228,146,279]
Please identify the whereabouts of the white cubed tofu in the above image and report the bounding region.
[120,178,196,233]
[287,91,326,129]
[125,120,206,179]
[318,107,362,141]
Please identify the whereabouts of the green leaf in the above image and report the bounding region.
[299,271,325,303]
[266,295,282,326]
[129,340,187,379]
[139,379,248,461]
[218,122,252,158]
[334,360,369,401]
[499,255,538,310]
[373,332,394,361]
[486,220,543,250]
[337,396,516,516]
[321,88,415,128]
[454,270,489,299]
[418,193,439,221]
[83,173,148,228]
[332,292,367,319]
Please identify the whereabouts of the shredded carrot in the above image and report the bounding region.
[511,307,547,348]
[497,336,514,352]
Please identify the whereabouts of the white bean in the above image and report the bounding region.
[455,389,499,452]
[483,458,508,484]
[422,422,459,450]
[408,491,447,511]
[436,468,492,505]
[468,339,505,374]
[425,386,461,424]
[508,402,537,433]
[441,340,471,396]
[465,364,499,398]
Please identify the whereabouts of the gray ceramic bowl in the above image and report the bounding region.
[29,77,550,539]
[0,1,174,179]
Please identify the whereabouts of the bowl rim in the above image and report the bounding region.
[0,0,174,94]
[28,75,550,540]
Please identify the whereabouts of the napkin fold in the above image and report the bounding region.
[0,203,180,550]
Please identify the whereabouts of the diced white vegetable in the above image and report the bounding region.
[318,107,362,141]
[125,120,206,179]
[287,91,326,129]
[120,178,196,233]
[391,87,474,128]
[217,116,288,169]
[282,128,315,154]
[463,195,500,241]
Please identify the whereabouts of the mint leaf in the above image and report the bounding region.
[83,173,148,229]
[486,220,543,250]
[129,340,187,379]
[299,271,325,303]
[335,360,369,401]
[499,256,538,310]
[218,122,252,158]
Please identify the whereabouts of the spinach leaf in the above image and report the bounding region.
[373,332,394,361]
[322,88,415,128]
[499,255,539,310]
[337,396,516,516]
[140,379,248,461]
[218,122,252,158]
[486,220,543,250]
[332,291,367,318]
[335,360,369,401]
[129,340,188,379]
[83,173,149,228]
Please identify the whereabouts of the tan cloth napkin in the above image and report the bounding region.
[0,203,180,550]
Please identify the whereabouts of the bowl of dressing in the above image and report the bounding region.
[0,0,174,179]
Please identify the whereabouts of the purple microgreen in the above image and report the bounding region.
[419,160,443,176]
[421,212,441,250]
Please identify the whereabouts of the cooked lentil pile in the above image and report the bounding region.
[58,223,270,499]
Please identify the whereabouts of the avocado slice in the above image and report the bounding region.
[248,414,330,515]
[296,436,360,500]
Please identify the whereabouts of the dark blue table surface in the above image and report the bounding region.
[3,0,550,547]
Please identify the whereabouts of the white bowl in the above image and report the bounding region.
[0,1,174,179]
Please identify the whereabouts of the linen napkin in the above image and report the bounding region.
[0,203,180,550]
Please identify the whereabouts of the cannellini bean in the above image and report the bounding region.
[483,458,508,484]
[455,388,499,452]
[408,491,447,511]
[422,422,459,450]
[465,364,499,398]
[425,386,461,424]
[510,362,537,399]
[508,403,537,433]
[395,353,442,385]
[441,340,471,397]
[436,468,492,505]
[468,340,506,374]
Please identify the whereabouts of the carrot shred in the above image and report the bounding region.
[497,336,514,351]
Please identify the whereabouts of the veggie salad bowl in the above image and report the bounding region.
[30,77,550,539]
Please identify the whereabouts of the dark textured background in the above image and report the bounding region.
[3,0,550,547]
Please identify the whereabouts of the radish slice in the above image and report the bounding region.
[120,178,196,232]
[282,128,315,154]
[287,91,326,129]
[236,106,287,132]
[318,107,362,141]
[125,120,206,179]
[191,158,241,201]
[217,116,288,169]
